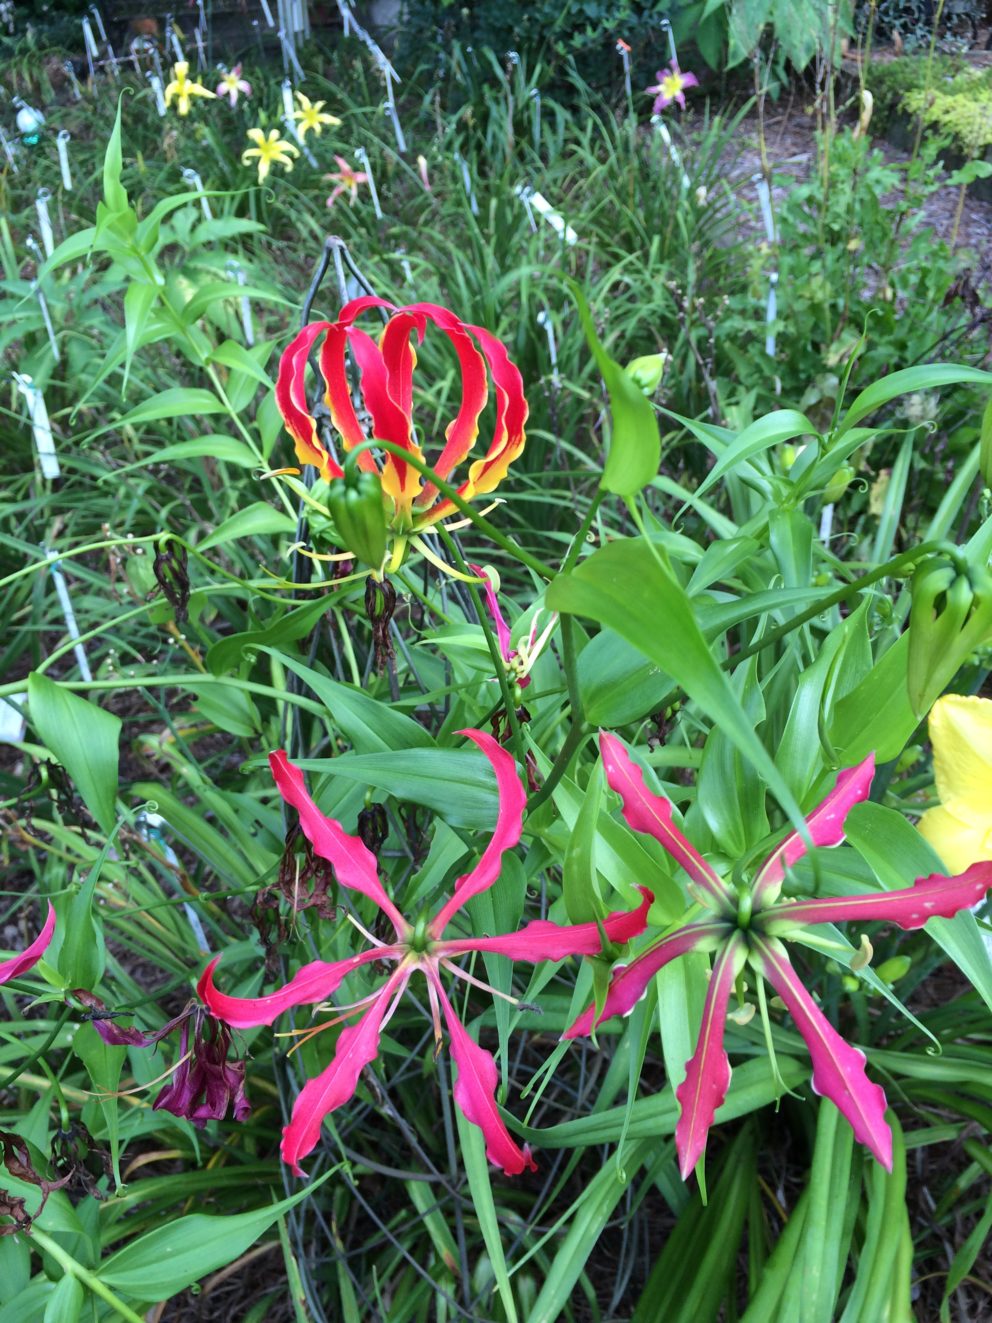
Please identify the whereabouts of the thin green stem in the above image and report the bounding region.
[0,537,160,591]
[560,489,603,576]
[28,1228,147,1323]
[526,722,588,815]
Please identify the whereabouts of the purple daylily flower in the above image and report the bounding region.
[565,733,992,1179]
[645,60,699,112]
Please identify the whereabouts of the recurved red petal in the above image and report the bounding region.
[599,732,734,913]
[563,920,728,1039]
[270,751,409,938]
[318,321,372,463]
[275,322,340,478]
[424,322,527,525]
[440,887,652,962]
[0,902,55,985]
[675,935,746,1179]
[428,731,525,938]
[754,936,892,1168]
[350,326,424,511]
[281,968,408,1176]
[197,946,397,1029]
[430,970,536,1176]
[762,859,992,934]
[752,756,875,907]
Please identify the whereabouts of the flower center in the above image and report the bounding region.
[407,913,434,956]
[736,886,754,930]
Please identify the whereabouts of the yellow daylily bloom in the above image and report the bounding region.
[918,694,992,874]
[164,61,216,116]
[241,127,300,184]
[292,91,341,139]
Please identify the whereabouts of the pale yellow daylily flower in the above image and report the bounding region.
[918,694,992,874]
[292,92,341,140]
[241,127,299,184]
[165,61,216,116]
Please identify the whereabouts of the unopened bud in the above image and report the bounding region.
[625,352,668,395]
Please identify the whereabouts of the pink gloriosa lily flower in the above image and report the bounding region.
[471,563,557,691]
[646,60,699,112]
[565,734,992,1179]
[201,731,651,1176]
[0,903,55,984]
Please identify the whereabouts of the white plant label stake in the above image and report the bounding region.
[383,70,406,155]
[81,17,99,80]
[26,237,60,363]
[181,167,212,220]
[147,71,167,116]
[355,147,383,219]
[62,61,82,100]
[13,373,60,479]
[35,189,55,258]
[280,77,295,123]
[44,547,93,682]
[57,130,72,190]
[138,813,212,954]
[536,309,560,389]
[617,41,632,103]
[516,185,577,245]
[0,694,27,745]
[653,118,690,191]
[259,0,275,27]
[194,25,206,70]
[530,88,541,151]
[0,125,17,172]
[659,16,678,65]
[278,28,305,80]
[283,113,317,167]
[88,5,107,42]
[752,173,778,358]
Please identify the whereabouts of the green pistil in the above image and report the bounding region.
[736,887,754,931]
[408,913,433,955]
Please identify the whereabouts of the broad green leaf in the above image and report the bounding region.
[828,634,918,765]
[292,747,496,828]
[27,674,120,833]
[122,282,158,395]
[258,648,435,753]
[206,597,336,675]
[210,339,274,387]
[691,410,817,506]
[197,502,297,551]
[42,1275,83,1323]
[562,762,605,922]
[833,365,992,440]
[92,387,227,439]
[102,97,128,214]
[547,538,806,829]
[99,1170,336,1301]
[567,280,660,496]
[105,435,261,477]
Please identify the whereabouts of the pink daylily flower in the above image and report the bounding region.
[200,730,651,1176]
[470,564,557,691]
[645,60,699,112]
[0,903,55,985]
[565,733,992,1180]
[324,155,368,209]
[216,64,252,107]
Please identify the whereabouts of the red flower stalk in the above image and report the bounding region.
[275,299,528,544]
[0,903,55,985]
[200,730,651,1176]
[565,734,992,1179]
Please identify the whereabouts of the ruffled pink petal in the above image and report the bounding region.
[440,887,652,962]
[762,860,992,934]
[270,750,409,939]
[0,902,55,985]
[599,732,733,913]
[197,946,398,1029]
[675,935,746,1179]
[753,755,875,906]
[428,731,525,938]
[754,937,892,1168]
[430,970,536,1175]
[281,968,409,1176]
[563,920,729,1039]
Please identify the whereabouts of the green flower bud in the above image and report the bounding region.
[625,352,668,395]
[876,955,912,985]
[327,470,389,570]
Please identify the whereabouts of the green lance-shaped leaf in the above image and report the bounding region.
[546,538,807,830]
[98,1169,337,1302]
[566,280,660,497]
[27,674,121,834]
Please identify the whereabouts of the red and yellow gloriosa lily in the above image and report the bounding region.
[275,298,528,565]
